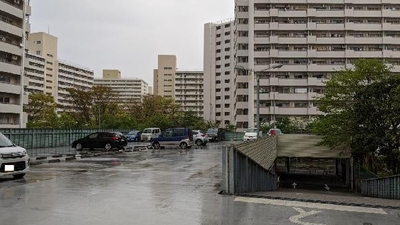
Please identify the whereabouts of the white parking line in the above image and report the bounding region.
[234,197,387,215]
[290,208,325,225]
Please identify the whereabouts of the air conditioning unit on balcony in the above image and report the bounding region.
[11,55,18,60]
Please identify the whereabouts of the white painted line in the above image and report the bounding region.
[290,208,325,225]
[234,197,387,215]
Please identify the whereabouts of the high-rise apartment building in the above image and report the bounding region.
[154,55,205,117]
[94,70,149,104]
[27,32,58,98]
[153,55,177,98]
[0,0,31,128]
[25,52,45,94]
[26,32,94,110]
[204,1,400,130]
[204,20,236,127]
[175,71,204,117]
[57,60,94,109]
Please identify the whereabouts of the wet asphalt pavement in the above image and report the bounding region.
[0,142,399,225]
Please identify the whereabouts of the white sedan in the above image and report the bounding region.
[0,133,30,179]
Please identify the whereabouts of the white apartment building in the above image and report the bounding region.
[25,52,45,94]
[154,55,205,117]
[94,70,149,104]
[0,0,31,128]
[175,71,204,117]
[203,20,236,127]
[57,59,94,109]
[206,0,400,130]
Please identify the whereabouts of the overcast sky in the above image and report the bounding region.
[30,0,234,85]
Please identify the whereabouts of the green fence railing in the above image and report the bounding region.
[0,129,129,150]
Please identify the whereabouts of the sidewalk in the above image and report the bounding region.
[239,188,400,209]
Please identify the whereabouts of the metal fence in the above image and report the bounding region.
[361,175,400,199]
[0,129,129,157]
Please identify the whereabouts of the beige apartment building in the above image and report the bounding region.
[27,32,58,98]
[204,0,400,130]
[175,71,204,117]
[94,70,149,104]
[204,20,236,127]
[153,55,177,98]
[0,0,31,128]
[26,32,94,110]
[25,52,45,94]
[154,55,204,117]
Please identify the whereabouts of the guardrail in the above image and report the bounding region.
[361,175,400,199]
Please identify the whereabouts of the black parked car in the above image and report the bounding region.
[206,128,225,142]
[72,132,127,151]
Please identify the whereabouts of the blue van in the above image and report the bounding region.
[151,128,192,149]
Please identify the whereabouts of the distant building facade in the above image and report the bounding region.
[153,55,204,117]
[94,70,149,104]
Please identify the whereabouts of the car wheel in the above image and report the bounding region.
[180,142,188,149]
[105,143,112,151]
[75,143,83,151]
[13,174,25,179]
[153,142,160,149]
[195,139,203,146]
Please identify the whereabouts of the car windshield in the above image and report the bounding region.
[128,131,138,135]
[143,129,152,133]
[0,133,14,147]
[207,128,218,133]
[245,128,257,133]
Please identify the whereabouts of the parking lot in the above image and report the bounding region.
[0,141,399,225]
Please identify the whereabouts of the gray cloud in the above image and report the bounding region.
[30,0,234,85]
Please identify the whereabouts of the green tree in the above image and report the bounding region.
[24,93,58,128]
[313,59,400,174]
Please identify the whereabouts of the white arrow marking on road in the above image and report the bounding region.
[289,207,325,225]
[234,197,387,215]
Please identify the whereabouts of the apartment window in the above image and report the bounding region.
[36,51,41,55]
[224,104,230,108]
[225,32,230,36]
[0,96,10,104]
[238,6,249,12]
[46,61,53,65]
[225,40,230,44]
[216,104,221,108]
[216,96,221,100]
[225,47,230,51]
[238,44,248,50]
[225,55,230,60]
[47,54,53,57]
[225,23,231,28]
[36,41,41,44]
[224,96,230,100]
[216,26,221,30]
[294,102,308,108]
[224,63,230,67]
[238,31,248,38]
[216,49,221,53]
[216,65,221,69]
[216,34,221,38]
[237,57,248,63]
[216,41,221,45]
[164,67,172,70]
[216,72,221,76]
[216,112,221,116]
[0,75,11,83]
[224,71,230,75]
[238,18,248,24]
[216,57,221,61]
[224,79,230,83]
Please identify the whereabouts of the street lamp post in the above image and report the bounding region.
[235,64,283,137]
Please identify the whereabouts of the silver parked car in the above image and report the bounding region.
[192,130,208,146]
[0,132,30,179]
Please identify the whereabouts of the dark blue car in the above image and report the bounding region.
[126,130,142,142]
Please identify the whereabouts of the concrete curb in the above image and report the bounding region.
[237,193,400,210]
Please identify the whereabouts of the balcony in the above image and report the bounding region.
[383,50,400,58]
[279,37,307,44]
[307,78,326,86]
[0,1,23,19]
[352,23,383,31]
[346,50,383,58]
[254,51,270,57]
[353,11,382,18]
[383,23,400,31]
[236,12,248,18]
[276,79,308,86]
[0,103,20,114]
[383,36,400,44]
[236,24,248,31]
[254,24,269,30]
[0,61,21,75]
[236,115,249,122]
[236,89,248,95]
[0,82,20,94]
[308,64,344,71]
[236,37,248,43]
[274,107,309,115]
[0,41,22,56]
[315,10,345,17]
[279,23,307,31]
[254,10,269,17]
[316,23,345,30]
[26,5,31,16]
[236,102,249,109]
[316,37,345,44]
[383,9,399,17]
[279,51,307,58]
[270,36,279,43]
[278,10,307,17]
[0,20,23,37]
[354,37,383,44]
[277,93,308,101]
[254,37,270,44]
[279,65,308,72]
[316,51,346,58]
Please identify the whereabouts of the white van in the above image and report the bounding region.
[141,128,161,142]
